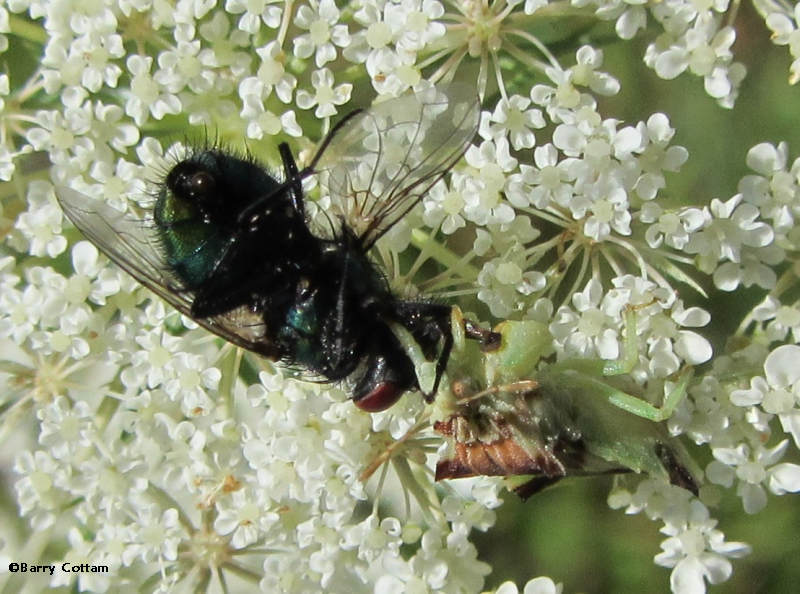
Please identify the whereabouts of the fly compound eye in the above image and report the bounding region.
[168,162,216,203]
[182,171,215,201]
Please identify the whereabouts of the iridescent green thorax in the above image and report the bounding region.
[278,283,321,367]
[153,188,227,288]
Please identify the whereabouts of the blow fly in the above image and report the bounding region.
[57,84,486,411]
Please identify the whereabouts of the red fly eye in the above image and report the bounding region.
[354,382,404,412]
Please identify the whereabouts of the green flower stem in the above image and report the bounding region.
[220,561,262,584]
[95,395,120,433]
[275,0,295,48]
[217,344,241,416]
[147,483,198,535]
[410,228,481,281]
[391,455,443,525]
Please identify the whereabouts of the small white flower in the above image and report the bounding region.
[52,527,111,591]
[197,10,253,74]
[765,6,800,83]
[389,0,446,54]
[26,106,92,166]
[366,47,422,95]
[295,68,352,117]
[14,181,68,258]
[655,500,750,593]
[551,278,620,359]
[507,144,573,209]
[707,440,794,513]
[214,489,279,548]
[341,514,403,563]
[463,137,518,226]
[0,6,9,51]
[633,113,688,200]
[240,40,298,105]
[409,525,491,592]
[751,295,800,343]
[37,397,95,461]
[42,31,124,94]
[582,184,632,240]
[241,101,302,140]
[14,449,70,531]
[738,142,800,236]
[293,0,351,67]
[530,67,596,125]
[120,326,184,390]
[225,0,282,33]
[480,94,545,150]
[86,157,146,212]
[154,36,214,94]
[162,351,221,414]
[731,345,800,448]
[684,194,779,290]
[127,505,184,563]
[125,55,181,126]
[422,179,467,234]
[570,46,620,96]
[495,576,564,594]
[573,0,648,40]
[88,101,140,158]
[641,203,706,250]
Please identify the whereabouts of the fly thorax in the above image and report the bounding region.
[278,277,328,371]
[154,172,227,289]
[284,277,319,337]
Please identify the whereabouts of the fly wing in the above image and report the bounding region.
[56,187,277,357]
[56,187,193,310]
[313,83,480,249]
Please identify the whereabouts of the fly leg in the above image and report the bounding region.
[236,144,309,225]
[391,302,500,402]
[238,108,367,225]
[278,143,305,217]
[463,317,502,351]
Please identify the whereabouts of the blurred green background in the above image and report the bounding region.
[475,3,800,592]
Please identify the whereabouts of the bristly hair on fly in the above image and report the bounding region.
[145,131,279,207]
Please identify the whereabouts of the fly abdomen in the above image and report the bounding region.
[276,276,361,381]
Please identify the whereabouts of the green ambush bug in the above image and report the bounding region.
[427,307,701,497]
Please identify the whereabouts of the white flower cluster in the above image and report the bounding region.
[549,276,712,378]
[673,142,800,293]
[700,343,800,509]
[429,48,699,323]
[607,336,800,590]
[610,483,751,592]
[8,296,497,592]
[2,1,800,593]
[574,0,746,107]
